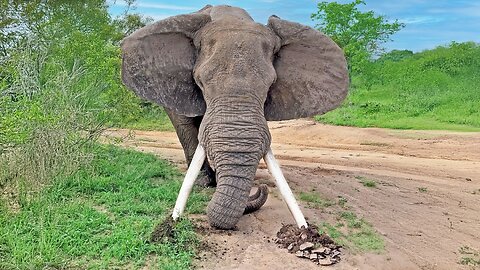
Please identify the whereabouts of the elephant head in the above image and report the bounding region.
[121,5,348,229]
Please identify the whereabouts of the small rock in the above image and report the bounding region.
[299,242,314,251]
[295,251,304,257]
[330,257,340,263]
[331,250,341,258]
[311,247,327,254]
[302,251,311,258]
[301,232,308,240]
[318,258,334,266]
[287,243,294,251]
[324,248,331,255]
[309,253,318,260]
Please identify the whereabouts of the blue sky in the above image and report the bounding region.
[108,0,480,52]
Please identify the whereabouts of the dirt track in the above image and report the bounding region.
[105,119,480,270]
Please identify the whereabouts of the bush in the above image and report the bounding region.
[0,1,171,207]
[0,40,103,207]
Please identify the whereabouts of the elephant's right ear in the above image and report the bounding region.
[121,8,211,117]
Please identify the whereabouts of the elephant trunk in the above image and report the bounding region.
[199,95,271,229]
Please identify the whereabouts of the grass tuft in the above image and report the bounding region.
[356,176,377,188]
[458,246,480,267]
[298,191,334,208]
[318,211,384,253]
[418,187,428,193]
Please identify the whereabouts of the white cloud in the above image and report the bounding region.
[399,16,444,24]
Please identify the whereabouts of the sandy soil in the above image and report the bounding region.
[104,119,480,270]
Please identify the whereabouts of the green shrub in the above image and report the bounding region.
[0,41,105,207]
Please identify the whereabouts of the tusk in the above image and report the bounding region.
[264,147,308,228]
[172,144,206,221]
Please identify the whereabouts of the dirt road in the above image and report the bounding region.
[105,119,480,270]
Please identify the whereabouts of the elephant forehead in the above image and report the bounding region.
[196,20,276,45]
[209,5,253,22]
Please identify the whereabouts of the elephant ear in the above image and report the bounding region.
[265,16,349,121]
[121,9,211,117]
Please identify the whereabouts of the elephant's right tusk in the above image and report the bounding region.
[264,147,308,228]
[172,144,206,221]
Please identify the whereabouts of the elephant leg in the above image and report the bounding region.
[164,107,216,187]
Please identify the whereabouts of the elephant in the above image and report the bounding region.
[121,5,348,229]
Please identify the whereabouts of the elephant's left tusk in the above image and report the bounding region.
[172,144,206,221]
[264,147,308,228]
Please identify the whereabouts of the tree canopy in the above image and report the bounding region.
[311,0,405,74]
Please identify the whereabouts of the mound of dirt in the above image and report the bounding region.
[150,217,175,243]
[275,224,342,266]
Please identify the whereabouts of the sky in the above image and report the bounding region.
[108,0,480,52]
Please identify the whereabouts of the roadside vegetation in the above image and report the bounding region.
[0,146,211,269]
[317,42,480,131]
[312,0,480,131]
[0,1,189,268]
[0,1,167,204]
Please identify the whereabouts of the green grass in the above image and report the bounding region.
[337,196,348,208]
[116,105,174,132]
[418,187,428,193]
[122,116,174,132]
[317,42,480,132]
[355,176,377,188]
[458,246,480,267]
[298,189,384,253]
[0,145,211,269]
[318,211,384,253]
[298,191,334,208]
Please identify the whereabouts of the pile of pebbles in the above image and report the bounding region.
[275,224,342,266]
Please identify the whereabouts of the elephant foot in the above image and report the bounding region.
[195,171,217,187]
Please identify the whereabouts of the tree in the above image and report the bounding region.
[112,14,153,39]
[311,0,404,74]
[376,49,413,63]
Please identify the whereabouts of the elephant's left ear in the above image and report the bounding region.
[265,16,349,121]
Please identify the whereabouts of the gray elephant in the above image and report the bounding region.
[121,5,348,229]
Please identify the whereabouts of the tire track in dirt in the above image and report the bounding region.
[104,119,480,270]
